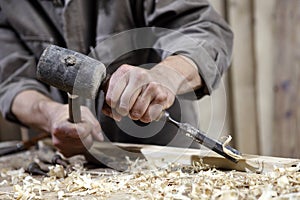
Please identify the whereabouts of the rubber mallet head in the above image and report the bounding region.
[37,44,106,99]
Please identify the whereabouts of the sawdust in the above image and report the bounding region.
[1,159,299,199]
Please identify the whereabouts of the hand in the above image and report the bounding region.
[103,55,202,123]
[43,101,103,157]
[104,64,176,123]
[12,90,104,157]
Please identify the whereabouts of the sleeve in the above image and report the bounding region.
[143,0,233,98]
[0,10,50,123]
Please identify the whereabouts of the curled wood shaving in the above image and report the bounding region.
[0,180,8,186]
[222,135,243,160]
[48,165,65,179]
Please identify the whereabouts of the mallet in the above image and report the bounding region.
[37,45,106,123]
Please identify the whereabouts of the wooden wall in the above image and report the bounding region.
[207,0,300,158]
[273,0,300,158]
[0,0,299,158]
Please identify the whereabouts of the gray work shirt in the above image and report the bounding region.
[0,0,233,148]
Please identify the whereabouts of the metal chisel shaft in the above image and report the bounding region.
[162,111,241,163]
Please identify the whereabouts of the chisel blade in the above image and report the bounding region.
[163,111,242,163]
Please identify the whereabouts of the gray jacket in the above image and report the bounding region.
[0,0,233,146]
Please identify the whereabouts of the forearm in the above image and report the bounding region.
[151,55,202,95]
[145,0,233,95]
[11,90,57,133]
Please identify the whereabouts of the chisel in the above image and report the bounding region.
[0,132,50,157]
[161,111,242,163]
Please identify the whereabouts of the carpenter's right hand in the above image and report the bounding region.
[103,64,176,123]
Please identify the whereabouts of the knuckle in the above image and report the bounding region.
[146,82,158,93]
[155,93,168,103]
[134,70,147,82]
[133,71,142,80]
[106,96,117,107]
[119,64,131,73]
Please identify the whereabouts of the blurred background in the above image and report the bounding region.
[199,0,300,158]
[0,0,299,158]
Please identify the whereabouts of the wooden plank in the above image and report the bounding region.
[273,0,300,158]
[253,0,276,156]
[209,0,225,17]
[87,142,300,173]
[141,145,299,173]
[227,0,259,154]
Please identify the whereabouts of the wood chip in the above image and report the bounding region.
[1,158,299,199]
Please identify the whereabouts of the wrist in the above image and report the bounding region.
[150,64,183,94]
[151,55,202,94]
[35,99,57,132]
[12,90,54,133]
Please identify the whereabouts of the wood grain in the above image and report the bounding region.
[87,142,299,173]
[273,0,300,158]
[227,0,259,154]
[254,0,276,156]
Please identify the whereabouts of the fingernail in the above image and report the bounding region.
[131,111,140,118]
[115,116,122,122]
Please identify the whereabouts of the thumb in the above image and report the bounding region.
[92,127,104,142]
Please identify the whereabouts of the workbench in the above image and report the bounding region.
[0,141,299,199]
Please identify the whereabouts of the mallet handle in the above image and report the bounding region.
[68,93,81,123]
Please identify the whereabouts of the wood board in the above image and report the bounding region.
[227,0,259,154]
[86,142,300,173]
[273,0,300,158]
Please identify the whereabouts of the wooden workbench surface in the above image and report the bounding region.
[0,142,299,199]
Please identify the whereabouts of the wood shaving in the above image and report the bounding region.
[48,165,65,179]
[0,158,299,199]
[222,135,243,160]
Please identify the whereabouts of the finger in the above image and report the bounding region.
[106,77,127,109]
[130,82,164,120]
[52,136,86,157]
[92,129,104,142]
[52,121,80,139]
[138,85,172,123]
[73,123,92,140]
[116,83,142,116]
[102,103,122,121]
[80,134,93,150]
[129,87,142,110]
[106,65,132,108]
[116,67,149,116]
[140,103,164,123]
[151,87,175,111]
[80,107,104,141]
[129,87,152,120]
